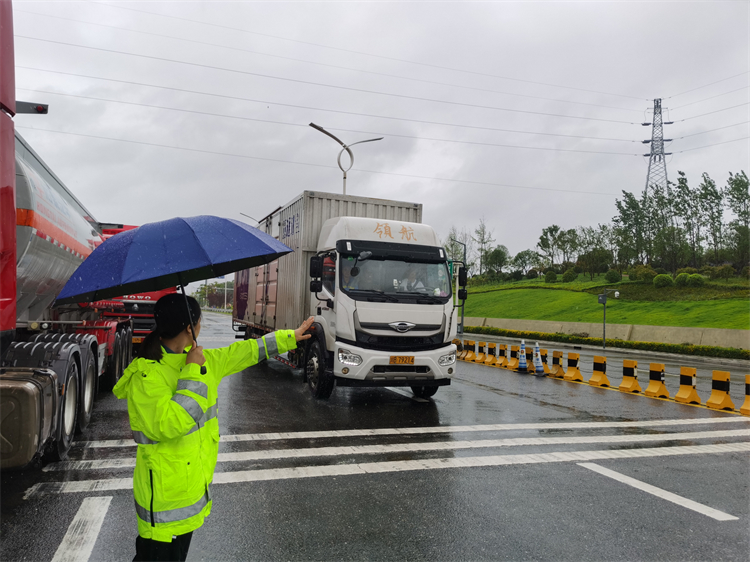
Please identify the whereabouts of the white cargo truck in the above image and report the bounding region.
[232,191,463,400]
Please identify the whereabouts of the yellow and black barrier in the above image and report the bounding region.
[741,375,750,416]
[474,342,487,363]
[644,363,670,399]
[618,359,641,393]
[523,347,534,373]
[457,340,470,361]
[494,344,508,368]
[463,341,477,362]
[563,353,583,382]
[674,367,701,405]
[549,351,565,378]
[540,349,551,375]
[484,343,498,366]
[506,346,520,371]
[706,371,735,411]
[588,356,610,387]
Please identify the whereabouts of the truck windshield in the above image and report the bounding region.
[340,258,451,302]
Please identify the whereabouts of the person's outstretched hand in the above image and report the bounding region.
[294,317,315,341]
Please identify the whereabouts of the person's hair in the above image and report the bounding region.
[137,293,202,361]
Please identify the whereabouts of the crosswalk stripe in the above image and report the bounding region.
[25,442,750,498]
[50,496,112,562]
[74,416,749,449]
[46,428,750,472]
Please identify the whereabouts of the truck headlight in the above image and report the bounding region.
[338,349,362,366]
[438,351,456,366]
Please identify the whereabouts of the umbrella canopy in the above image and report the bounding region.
[55,215,292,305]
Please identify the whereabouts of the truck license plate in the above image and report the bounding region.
[389,356,415,365]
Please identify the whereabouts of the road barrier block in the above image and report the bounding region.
[457,340,470,361]
[644,363,670,398]
[706,371,735,411]
[741,375,750,416]
[618,360,641,393]
[464,341,477,362]
[549,351,565,378]
[494,345,508,368]
[540,350,551,375]
[524,346,535,373]
[474,342,487,363]
[484,343,498,366]
[674,367,701,405]
[506,346,520,371]
[563,353,583,382]
[588,356,610,387]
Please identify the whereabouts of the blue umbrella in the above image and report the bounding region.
[55,215,292,305]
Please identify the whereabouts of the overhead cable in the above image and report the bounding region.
[14,125,618,197]
[667,71,750,99]
[84,0,648,102]
[14,9,642,114]
[16,87,642,155]
[677,103,749,122]
[675,136,749,153]
[676,121,749,139]
[671,86,749,111]
[15,36,640,125]
[18,66,639,143]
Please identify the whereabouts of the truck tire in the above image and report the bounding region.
[102,333,122,391]
[49,359,79,461]
[306,340,334,400]
[76,351,96,432]
[411,385,439,399]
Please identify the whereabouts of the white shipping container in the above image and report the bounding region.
[233,191,422,334]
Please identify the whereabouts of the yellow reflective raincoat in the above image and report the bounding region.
[113,331,297,542]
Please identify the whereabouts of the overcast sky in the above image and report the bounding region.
[13,0,749,281]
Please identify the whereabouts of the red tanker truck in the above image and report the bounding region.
[0,1,168,469]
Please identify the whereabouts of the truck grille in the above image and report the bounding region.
[348,332,450,352]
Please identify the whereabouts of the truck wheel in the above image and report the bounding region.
[306,340,334,400]
[76,351,96,432]
[411,385,439,399]
[49,359,79,461]
[102,333,122,391]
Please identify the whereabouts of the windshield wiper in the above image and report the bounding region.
[347,289,399,302]
[399,291,445,303]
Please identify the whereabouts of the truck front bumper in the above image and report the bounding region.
[333,342,456,385]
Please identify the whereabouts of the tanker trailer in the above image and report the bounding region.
[0,130,133,469]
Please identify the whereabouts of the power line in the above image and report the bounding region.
[15,35,640,126]
[14,125,618,197]
[16,87,642,155]
[84,0,648,102]
[15,9,642,114]
[671,86,749,110]
[18,66,640,143]
[675,136,749,153]
[667,71,750,99]
[677,103,749,122]
[676,121,749,139]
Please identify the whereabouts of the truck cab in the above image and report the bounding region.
[306,217,458,399]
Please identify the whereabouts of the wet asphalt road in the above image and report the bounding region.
[1,311,749,561]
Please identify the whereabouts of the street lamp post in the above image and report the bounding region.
[309,123,383,195]
[598,289,620,349]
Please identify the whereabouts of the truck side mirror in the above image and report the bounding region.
[458,288,467,301]
[310,279,323,293]
[458,267,467,287]
[309,256,323,278]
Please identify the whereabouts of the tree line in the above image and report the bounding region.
[444,170,749,282]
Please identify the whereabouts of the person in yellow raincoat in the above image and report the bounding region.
[114,293,313,561]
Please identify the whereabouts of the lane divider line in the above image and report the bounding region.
[25,442,750,498]
[47,429,750,472]
[577,462,738,521]
[74,416,749,449]
[50,496,112,562]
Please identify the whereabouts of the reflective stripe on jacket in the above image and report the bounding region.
[113,331,297,542]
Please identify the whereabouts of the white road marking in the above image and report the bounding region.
[47,428,750,472]
[25,441,750,497]
[75,416,749,448]
[578,462,739,521]
[50,496,112,562]
[385,387,429,402]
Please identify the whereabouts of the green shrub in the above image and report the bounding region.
[526,269,539,279]
[653,274,673,288]
[604,269,622,283]
[674,272,689,287]
[631,265,658,283]
[686,273,705,287]
[742,265,750,279]
[676,267,698,275]
[716,264,736,280]
[561,268,578,283]
[654,267,668,275]
[544,271,557,283]
[510,270,523,281]
[701,266,716,278]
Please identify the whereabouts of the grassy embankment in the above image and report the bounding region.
[464,275,750,330]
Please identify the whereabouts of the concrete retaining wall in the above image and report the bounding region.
[463,317,750,350]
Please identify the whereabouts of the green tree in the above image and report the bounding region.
[725,171,749,230]
[472,218,495,276]
[673,171,703,268]
[614,191,647,264]
[699,173,724,264]
[537,224,561,267]
[557,229,579,264]
[512,249,538,274]
[485,245,510,276]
